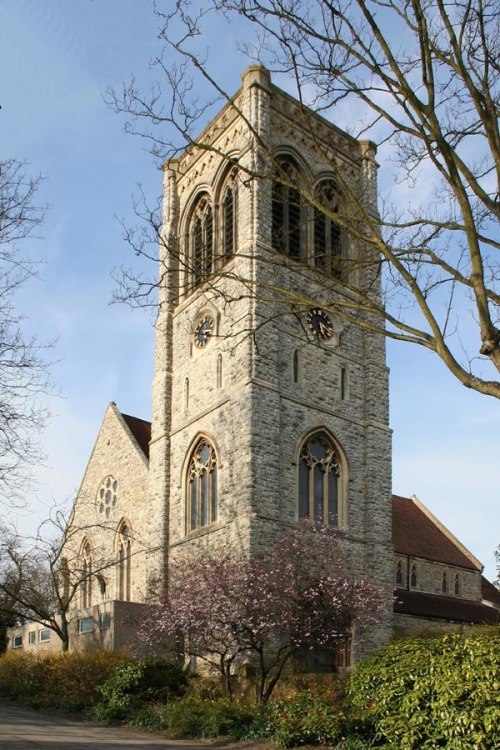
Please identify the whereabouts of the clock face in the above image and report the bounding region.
[194,315,215,347]
[306,308,334,340]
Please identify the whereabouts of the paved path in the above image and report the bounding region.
[0,701,214,749]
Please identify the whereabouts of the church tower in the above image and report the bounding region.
[148,66,393,655]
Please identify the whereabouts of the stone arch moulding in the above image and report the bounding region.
[178,431,223,490]
[272,147,314,184]
[293,426,349,530]
[183,434,219,534]
[189,300,221,336]
[212,155,240,202]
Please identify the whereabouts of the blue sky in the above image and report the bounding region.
[2,0,499,579]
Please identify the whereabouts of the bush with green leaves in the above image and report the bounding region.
[264,677,347,747]
[165,694,263,739]
[90,657,187,722]
[348,628,500,750]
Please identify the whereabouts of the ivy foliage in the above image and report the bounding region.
[348,628,500,750]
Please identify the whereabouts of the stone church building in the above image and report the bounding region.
[8,66,500,658]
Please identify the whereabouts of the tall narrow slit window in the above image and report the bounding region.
[80,541,92,609]
[314,181,343,278]
[222,183,236,259]
[272,160,303,259]
[118,523,132,601]
[187,438,218,532]
[189,195,214,290]
[298,431,341,526]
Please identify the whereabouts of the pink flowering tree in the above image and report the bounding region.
[139,523,384,702]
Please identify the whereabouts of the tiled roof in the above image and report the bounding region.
[392,495,479,571]
[121,413,151,459]
[481,575,500,608]
[394,588,500,624]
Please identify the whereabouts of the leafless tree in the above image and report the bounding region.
[0,158,50,504]
[0,505,146,653]
[109,0,500,399]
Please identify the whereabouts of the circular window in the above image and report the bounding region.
[97,476,117,518]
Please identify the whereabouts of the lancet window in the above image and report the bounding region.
[187,438,218,532]
[117,522,132,601]
[80,540,92,609]
[188,194,214,290]
[314,180,343,278]
[298,431,341,526]
[272,159,303,259]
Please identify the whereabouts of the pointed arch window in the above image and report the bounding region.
[272,159,303,260]
[442,570,448,594]
[314,180,343,278]
[187,438,218,532]
[188,194,213,290]
[410,564,417,588]
[396,561,403,587]
[117,522,132,601]
[221,178,236,259]
[80,540,92,609]
[454,573,461,596]
[298,431,341,526]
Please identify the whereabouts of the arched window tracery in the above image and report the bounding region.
[272,158,303,260]
[188,194,213,290]
[314,180,343,278]
[298,431,341,527]
[187,438,218,532]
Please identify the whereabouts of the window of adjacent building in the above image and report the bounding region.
[396,561,403,586]
[298,431,341,526]
[272,159,303,260]
[442,570,448,593]
[12,635,22,648]
[100,612,111,630]
[314,180,343,278]
[187,438,218,532]
[454,573,461,596]
[28,631,36,645]
[118,522,132,602]
[39,629,50,642]
[410,564,417,588]
[78,617,93,635]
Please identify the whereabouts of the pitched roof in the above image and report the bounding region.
[392,494,480,571]
[481,575,500,608]
[394,588,500,624]
[121,413,151,459]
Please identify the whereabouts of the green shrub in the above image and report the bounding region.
[166,694,263,739]
[90,657,187,722]
[335,740,374,750]
[348,628,500,750]
[264,677,346,747]
[0,650,127,710]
